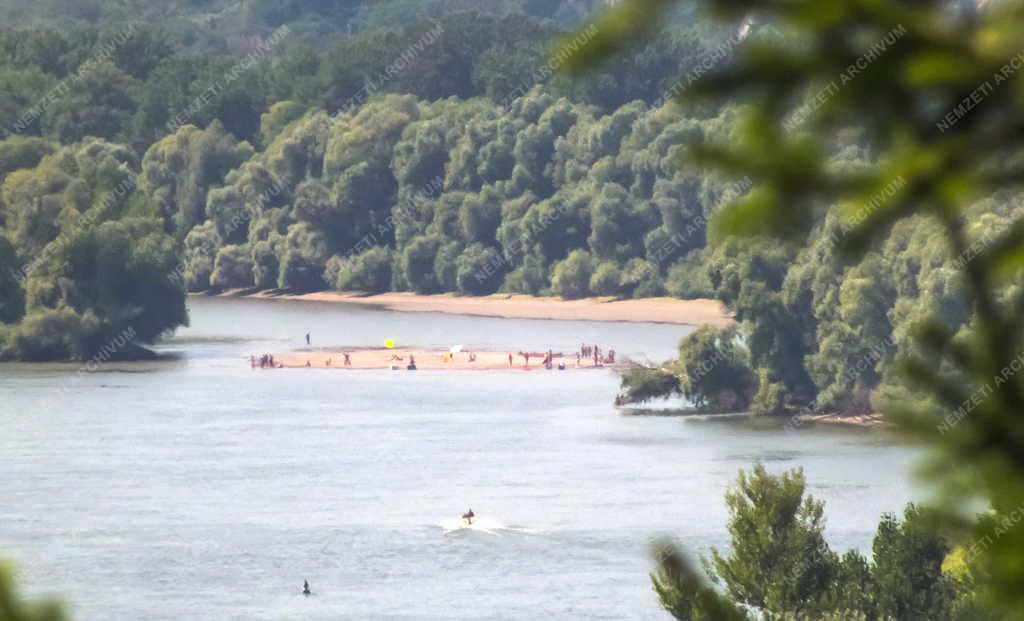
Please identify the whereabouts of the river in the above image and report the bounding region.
[0,296,920,620]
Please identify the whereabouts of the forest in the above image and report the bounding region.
[0,0,993,427]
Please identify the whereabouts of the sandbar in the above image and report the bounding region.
[261,348,622,371]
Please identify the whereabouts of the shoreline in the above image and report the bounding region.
[202,289,733,326]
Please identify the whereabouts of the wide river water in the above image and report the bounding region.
[0,296,921,620]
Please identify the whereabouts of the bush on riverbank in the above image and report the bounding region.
[616,325,756,411]
[615,366,682,406]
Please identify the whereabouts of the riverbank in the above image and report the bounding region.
[263,347,624,371]
[205,289,732,326]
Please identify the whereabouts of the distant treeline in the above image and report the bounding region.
[0,8,714,152]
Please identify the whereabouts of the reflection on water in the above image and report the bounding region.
[0,297,921,620]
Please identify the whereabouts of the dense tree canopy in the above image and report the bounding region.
[0,139,186,360]
[652,466,963,620]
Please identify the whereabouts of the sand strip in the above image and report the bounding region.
[216,290,732,326]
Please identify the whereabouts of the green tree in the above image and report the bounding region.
[260,101,307,145]
[550,248,594,298]
[455,243,502,295]
[650,543,747,621]
[0,235,25,323]
[41,64,139,144]
[675,325,756,411]
[651,465,836,619]
[615,365,681,406]
[180,220,220,292]
[0,137,54,178]
[712,465,836,616]
[210,244,255,290]
[0,67,58,138]
[140,122,254,239]
[873,505,955,620]
[401,234,442,294]
[650,467,964,620]
[0,564,67,621]
[1,139,185,360]
[589,261,623,297]
[326,245,394,293]
[277,222,328,291]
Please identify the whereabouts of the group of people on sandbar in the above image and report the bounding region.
[579,343,615,367]
[516,350,558,369]
[252,354,280,369]
[511,344,616,370]
[390,354,416,370]
[321,353,351,367]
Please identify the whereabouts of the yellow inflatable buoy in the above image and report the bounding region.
[384,338,396,349]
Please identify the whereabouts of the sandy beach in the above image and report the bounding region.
[262,348,622,371]
[219,290,733,326]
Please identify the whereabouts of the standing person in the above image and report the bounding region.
[344,352,351,366]
[524,352,530,367]
[576,353,581,368]
[305,332,310,346]
[508,353,513,368]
